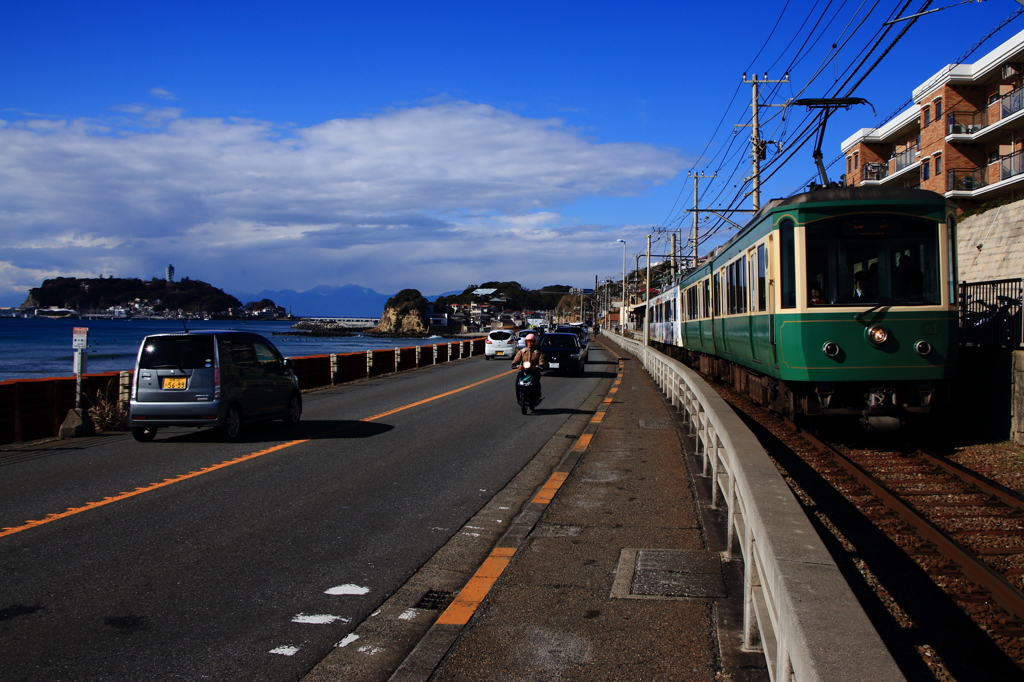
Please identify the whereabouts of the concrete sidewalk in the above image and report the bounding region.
[399,339,766,681]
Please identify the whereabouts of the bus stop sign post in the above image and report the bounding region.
[72,327,88,409]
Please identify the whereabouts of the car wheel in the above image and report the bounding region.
[485,355,491,361]
[222,404,243,441]
[283,393,302,426]
[131,426,157,442]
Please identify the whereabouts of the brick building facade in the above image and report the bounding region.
[841,27,1024,211]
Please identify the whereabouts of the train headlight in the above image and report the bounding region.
[915,340,932,356]
[822,341,841,358]
[865,325,889,345]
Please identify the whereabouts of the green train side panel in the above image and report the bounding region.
[775,310,958,382]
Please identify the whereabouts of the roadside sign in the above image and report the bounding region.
[72,327,88,349]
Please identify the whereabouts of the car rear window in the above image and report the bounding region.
[489,331,512,341]
[540,335,577,348]
[140,336,215,370]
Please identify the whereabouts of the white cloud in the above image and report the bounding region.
[150,87,178,100]
[0,101,684,303]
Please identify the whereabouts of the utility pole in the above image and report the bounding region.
[738,73,789,211]
[687,171,715,268]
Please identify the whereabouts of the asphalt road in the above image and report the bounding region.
[0,350,612,681]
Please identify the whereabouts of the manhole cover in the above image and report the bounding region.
[638,419,676,429]
[611,549,726,600]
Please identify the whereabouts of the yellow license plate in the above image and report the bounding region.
[496,351,504,355]
[163,377,187,390]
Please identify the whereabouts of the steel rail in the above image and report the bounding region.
[801,432,1024,622]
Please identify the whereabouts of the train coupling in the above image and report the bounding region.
[861,386,901,431]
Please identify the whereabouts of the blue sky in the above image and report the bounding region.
[2,1,1022,306]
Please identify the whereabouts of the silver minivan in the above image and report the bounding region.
[128,331,301,442]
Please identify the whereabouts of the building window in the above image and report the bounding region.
[935,99,942,118]
[934,154,942,176]
[847,157,852,174]
[854,153,859,169]
[922,159,930,180]
[990,150,1000,164]
[923,106,931,127]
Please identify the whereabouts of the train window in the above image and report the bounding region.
[779,220,796,308]
[704,281,711,318]
[805,215,940,305]
[726,257,748,315]
[713,273,721,316]
[757,244,767,311]
[947,216,958,305]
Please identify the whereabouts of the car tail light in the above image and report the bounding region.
[486,338,493,344]
[214,367,221,399]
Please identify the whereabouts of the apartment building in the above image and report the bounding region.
[841,27,1024,210]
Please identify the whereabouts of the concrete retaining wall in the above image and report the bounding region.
[959,200,1024,283]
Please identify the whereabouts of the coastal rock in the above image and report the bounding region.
[370,289,428,336]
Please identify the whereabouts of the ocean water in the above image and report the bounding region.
[0,317,449,383]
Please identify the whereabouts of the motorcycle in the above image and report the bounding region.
[515,360,540,414]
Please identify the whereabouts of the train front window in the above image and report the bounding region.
[805,215,940,306]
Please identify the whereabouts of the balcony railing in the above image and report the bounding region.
[1002,86,1024,119]
[892,146,918,173]
[1001,148,1024,181]
[947,167,987,191]
[947,111,988,135]
[861,162,888,182]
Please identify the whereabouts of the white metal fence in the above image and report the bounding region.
[603,332,905,682]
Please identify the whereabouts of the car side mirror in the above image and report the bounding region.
[283,358,293,369]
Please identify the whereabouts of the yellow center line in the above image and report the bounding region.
[591,412,605,423]
[1,368,517,539]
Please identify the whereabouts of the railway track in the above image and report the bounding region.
[709,382,1024,681]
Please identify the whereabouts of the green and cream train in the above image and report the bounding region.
[647,186,959,430]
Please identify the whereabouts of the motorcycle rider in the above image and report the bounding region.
[511,332,546,400]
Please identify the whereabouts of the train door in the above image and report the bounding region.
[767,235,778,364]
[750,242,771,365]
[748,248,760,363]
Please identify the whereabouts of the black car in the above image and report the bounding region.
[538,333,587,376]
[554,325,589,347]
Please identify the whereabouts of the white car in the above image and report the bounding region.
[485,330,517,360]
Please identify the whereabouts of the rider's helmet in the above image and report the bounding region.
[523,333,537,344]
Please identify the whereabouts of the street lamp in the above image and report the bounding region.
[616,239,626,331]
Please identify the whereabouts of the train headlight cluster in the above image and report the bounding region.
[866,325,889,345]
[822,341,841,358]
[915,340,932,356]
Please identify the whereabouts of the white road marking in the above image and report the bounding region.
[337,634,360,647]
[325,584,370,595]
[358,644,385,655]
[398,608,419,620]
[269,645,300,656]
[292,613,350,624]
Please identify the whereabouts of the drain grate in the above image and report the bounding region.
[638,419,676,429]
[413,589,455,610]
[611,549,726,600]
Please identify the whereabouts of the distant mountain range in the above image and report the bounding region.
[232,284,460,317]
